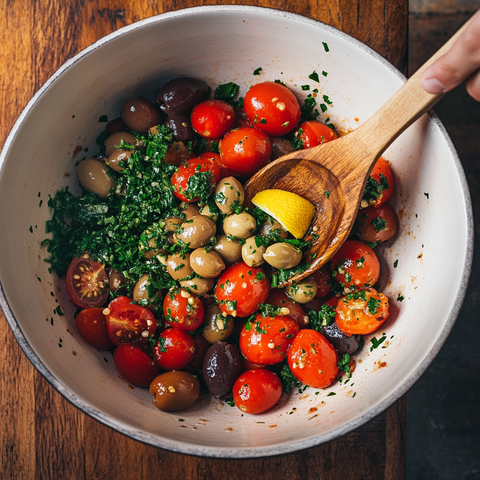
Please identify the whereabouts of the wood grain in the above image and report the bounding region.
[0,1,407,479]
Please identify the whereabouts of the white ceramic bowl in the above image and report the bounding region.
[0,6,473,457]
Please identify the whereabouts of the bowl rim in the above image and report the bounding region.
[0,4,474,458]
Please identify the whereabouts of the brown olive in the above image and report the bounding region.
[166,252,194,280]
[241,236,266,267]
[122,98,162,134]
[286,277,318,304]
[107,149,131,173]
[163,141,192,166]
[222,212,256,239]
[214,176,244,214]
[202,305,234,344]
[177,215,216,249]
[133,274,162,312]
[180,202,200,220]
[263,243,302,269]
[164,114,195,142]
[259,218,288,238]
[165,216,183,233]
[270,137,294,160]
[76,158,116,198]
[104,131,137,156]
[186,332,210,375]
[108,269,127,292]
[199,204,218,221]
[213,235,242,265]
[179,277,214,297]
[149,371,201,412]
[138,227,165,259]
[155,77,209,115]
[190,248,225,278]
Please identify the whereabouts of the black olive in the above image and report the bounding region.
[164,114,195,142]
[155,77,209,115]
[202,342,241,397]
[321,321,362,354]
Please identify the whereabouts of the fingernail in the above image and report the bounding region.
[421,77,446,94]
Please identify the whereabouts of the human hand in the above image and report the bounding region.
[422,9,480,101]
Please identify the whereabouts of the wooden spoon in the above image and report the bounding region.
[244,20,469,287]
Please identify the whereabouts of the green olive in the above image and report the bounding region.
[107,149,131,172]
[214,176,244,214]
[263,243,302,269]
[213,235,242,265]
[190,248,225,278]
[179,277,214,297]
[104,131,136,156]
[286,277,318,304]
[222,212,256,239]
[166,252,194,280]
[76,159,116,198]
[202,304,234,344]
[241,236,266,267]
[133,274,162,312]
[259,218,288,238]
[177,215,216,249]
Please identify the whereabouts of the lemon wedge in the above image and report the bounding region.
[252,189,316,239]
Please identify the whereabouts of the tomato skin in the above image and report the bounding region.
[163,288,204,331]
[330,240,380,290]
[243,82,301,136]
[297,121,338,149]
[288,329,338,389]
[362,157,395,208]
[335,287,389,335]
[354,203,398,245]
[233,369,282,414]
[171,157,221,202]
[265,288,307,328]
[219,127,272,177]
[198,151,232,180]
[75,308,115,350]
[214,262,270,317]
[105,295,157,346]
[66,255,109,309]
[191,99,235,139]
[152,328,196,370]
[113,344,159,387]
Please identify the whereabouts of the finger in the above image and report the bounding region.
[422,9,480,94]
[466,69,480,102]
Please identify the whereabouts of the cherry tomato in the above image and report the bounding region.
[66,254,109,309]
[219,127,271,177]
[243,81,301,136]
[75,308,115,350]
[265,288,307,328]
[288,329,338,389]
[310,266,332,298]
[240,313,300,365]
[152,328,196,370]
[296,120,337,149]
[105,295,157,346]
[335,287,389,335]
[233,369,282,414]
[191,99,235,138]
[113,344,159,387]
[214,262,270,317]
[171,157,221,202]
[198,151,232,180]
[163,288,204,331]
[330,240,380,290]
[362,157,395,208]
[354,202,398,245]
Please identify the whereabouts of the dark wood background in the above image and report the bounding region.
[0,1,407,478]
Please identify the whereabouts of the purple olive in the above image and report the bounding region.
[321,321,362,354]
[155,77,209,115]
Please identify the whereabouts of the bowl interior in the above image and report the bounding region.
[0,6,472,457]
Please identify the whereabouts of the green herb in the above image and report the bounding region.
[307,304,336,330]
[214,82,242,107]
[322,42,330,52]
[327,392,336,397]
[370,334,386,351]
[309,71,320,82]
[424,192,429,199]
[338,353,352,377]
[279,364,305,393]
[224,397,235,407]
[397,294,404,302]
[371,216,387,232]
[367,297,381,314]
[253,67,263,75]
[362,174,389,205]
[393,259,398,268]
[258,303,281,318]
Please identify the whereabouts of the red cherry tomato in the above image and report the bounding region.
[287,329,338,389]
[233,369,282,414]
[219,127,271,177]
[265,288,307,328]
[75,308,115,350]
[240,313,300,365]
[214,262,270,317]
[66,254,109,309]
[297,120,338,149]
[191,99,235,138]
[330,240,380,290]
[171,157,221,202]
[152,328,196,370]
[163,288,204,331]
[354,203,399,245]
[198,151,232,180]
[335,287,389,335]
[113,344,159,387]
[362,157,395,207]
[105,295,157,346]
[310,266,332,298]
[243,81,301,136]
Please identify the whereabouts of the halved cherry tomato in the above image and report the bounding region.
[240,313,300,365]
[296,120,337,149]
[163,288,204,331]
[335,287,389,335]
[219,127,271,177]
[362,157,395,208]
[233,369,282,414]
[105,295,157,346]
[113,344,159,387]
[171,157,221,202]
[243,81,301,136]
[198,151,232,180]
[288,329,338,389]
[66,254,109,309]
[75,308,115,350]
[354,203,399,245]
[265,288,307,328]
[191,99,235,139]
[330,240,380,290]
[152,328,196,370]
[214,262,270,317]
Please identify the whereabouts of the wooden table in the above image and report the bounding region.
[0,1,407,478]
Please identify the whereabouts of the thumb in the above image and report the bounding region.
[422,9,480,94]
